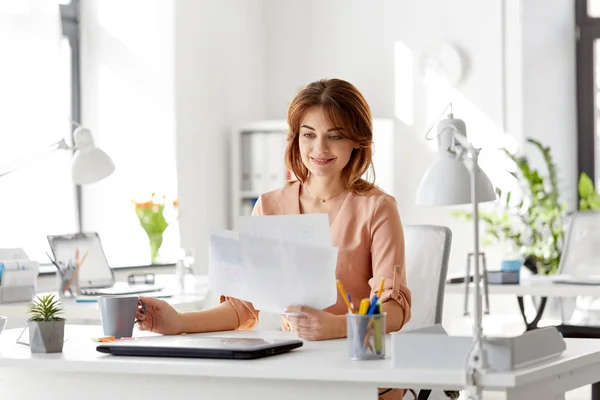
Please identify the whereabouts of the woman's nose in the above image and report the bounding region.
[314,136,330,152]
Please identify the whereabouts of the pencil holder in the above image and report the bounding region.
[56,268,79,299]
[346,313,386,360]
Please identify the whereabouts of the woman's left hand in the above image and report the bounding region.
[284,305,344,341]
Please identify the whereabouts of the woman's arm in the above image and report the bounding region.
[368,195,412,333]
[181,195,265,333]
[179,300,240,333]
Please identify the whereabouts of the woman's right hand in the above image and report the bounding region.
[136,296,184,335]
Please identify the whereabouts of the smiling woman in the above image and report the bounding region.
[135,78,411,400]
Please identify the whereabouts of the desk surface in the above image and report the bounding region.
[0,275,208,322]
[1,325,600,391]
[446,277,600,297]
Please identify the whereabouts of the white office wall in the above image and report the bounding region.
[262,0,576,323]
[174,0,266,273]
[263,0,507,274]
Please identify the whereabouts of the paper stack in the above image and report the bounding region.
[0,248,39,303]
[209,214,338,313]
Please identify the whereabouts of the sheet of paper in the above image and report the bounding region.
[208,214,338,314]
[1,269,38,286]
[237,214,332,246]
[208,229,248,300]
[0,248,29,260]
[238,233,338,313]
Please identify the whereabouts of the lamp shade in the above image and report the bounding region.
[416,154,496,206]
[71,127,115,185]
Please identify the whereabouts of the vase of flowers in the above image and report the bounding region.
[132,193,179,264]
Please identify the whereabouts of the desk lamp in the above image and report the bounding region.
[0,126,115,184]
[410,108,566,400]
[416,109,495,400]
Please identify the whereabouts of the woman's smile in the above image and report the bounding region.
[310,157,336,166]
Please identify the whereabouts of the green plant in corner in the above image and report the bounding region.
[452,138,567,275]
[578,172,600,211]
[28,293,65,322]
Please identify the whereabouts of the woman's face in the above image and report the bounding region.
[298,106,356,180]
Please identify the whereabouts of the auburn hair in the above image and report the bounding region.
[284,78,376,195]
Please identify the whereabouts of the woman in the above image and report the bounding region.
[136,78,411,399]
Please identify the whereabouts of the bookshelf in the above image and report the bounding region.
[230,119,394,228]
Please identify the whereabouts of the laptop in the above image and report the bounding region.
[96,334,303,359]
[47,232,164,296]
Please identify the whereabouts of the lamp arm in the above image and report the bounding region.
[0,139,71,180]
[452,130,487,400]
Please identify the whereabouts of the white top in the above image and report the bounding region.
[1,325,600,391]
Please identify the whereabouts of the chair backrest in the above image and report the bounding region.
[555,211,600,324]
[401,225,452,331]
[558,210,600,276]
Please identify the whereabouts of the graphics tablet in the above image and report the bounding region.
[96,335,303,359]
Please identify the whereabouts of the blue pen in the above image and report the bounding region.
[367,295,379,315]
[346,293,355,313]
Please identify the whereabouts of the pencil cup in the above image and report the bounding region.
[346,313,386,360]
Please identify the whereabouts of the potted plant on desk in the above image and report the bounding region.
[27,294,65,353]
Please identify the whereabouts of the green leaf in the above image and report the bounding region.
[589,195,600,210]
[579,172,595,198]
[28,294,65,322]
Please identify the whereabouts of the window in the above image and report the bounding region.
[79,0,178,267]
[0,1,78,262]
[0,0,179,267]
[577,0,600,189]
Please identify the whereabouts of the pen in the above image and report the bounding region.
[367,295,379,316]
[358,298,370,315]
[45,252,61,271]
[346,293,355,313]
[336,280,354,313]
[377,278,385,299]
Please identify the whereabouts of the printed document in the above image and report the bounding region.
[209,214,337,313]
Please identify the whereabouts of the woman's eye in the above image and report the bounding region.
[329,135,341,140]
[302,133,314,138]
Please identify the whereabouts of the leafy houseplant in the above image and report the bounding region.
[453,138,567,275]
[578,172,600,211]
[27,294,65,353]
[132,194,179,264]
[453,139,600,275]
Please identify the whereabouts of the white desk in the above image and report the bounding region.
[446,278,600,298]
[1,325,600,400]
[0,275,209,328]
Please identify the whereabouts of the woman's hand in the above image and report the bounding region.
[284,305,345,341]
[136,296,184,335]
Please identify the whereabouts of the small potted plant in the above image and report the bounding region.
[27,294,65,353]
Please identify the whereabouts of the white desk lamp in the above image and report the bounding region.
[0,126,115,185]
[416,111,495,399]
[408,109,566,400]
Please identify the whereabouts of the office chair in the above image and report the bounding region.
[400,225,454,400]
[553,211,600,334]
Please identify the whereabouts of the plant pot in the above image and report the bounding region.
[28,320,65,353]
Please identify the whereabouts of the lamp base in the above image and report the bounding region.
[391,325,566,372]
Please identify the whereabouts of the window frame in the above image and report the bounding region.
[60,0,83,233]
[576,0,600,187]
